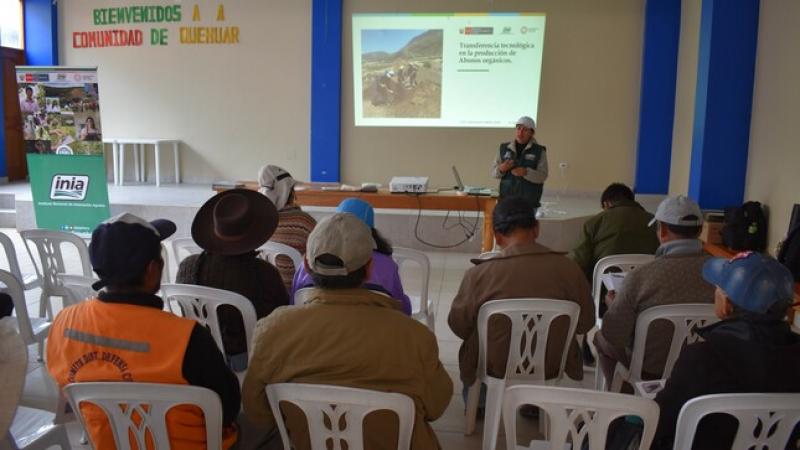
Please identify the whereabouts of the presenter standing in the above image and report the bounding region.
[491,116,548,208]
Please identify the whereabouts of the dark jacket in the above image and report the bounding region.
[492,141,547,207]
[652,317,800,450]
[177,251,290,355]
[570,199,659,281]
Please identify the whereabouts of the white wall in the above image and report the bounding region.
[745,1,800,254]
[58,0,312,183]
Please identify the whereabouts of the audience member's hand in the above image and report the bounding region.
[499,159,515,172]
[511,167,527,177]
[604,290,616,307]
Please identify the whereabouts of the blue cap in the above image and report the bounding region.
[702,252,794,314]
[336,198,374,228]
[90,213,176,290]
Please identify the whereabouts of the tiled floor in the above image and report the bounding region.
[7,228,566,449]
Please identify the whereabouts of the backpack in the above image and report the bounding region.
[778,225,800,281]
[722,201,767,252]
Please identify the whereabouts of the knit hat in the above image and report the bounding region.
[703,252,794,314]
[90,213,176,290]
[306,213,376,276]
[649,195,703,227]
[258,165,296,210]
[336,198,375,228]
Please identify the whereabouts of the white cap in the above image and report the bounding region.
[649,195,703,227]
[516,116,536,130]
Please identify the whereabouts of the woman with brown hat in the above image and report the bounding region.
[177,188,289,370]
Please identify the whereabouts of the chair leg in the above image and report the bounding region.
[464,380,481,435]
[37,339,44,362]
[482,378,505,450]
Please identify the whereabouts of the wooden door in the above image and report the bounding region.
[2,47,27,181]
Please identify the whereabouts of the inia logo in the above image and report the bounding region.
[50,175,89,201]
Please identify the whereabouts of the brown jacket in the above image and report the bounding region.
[242,288,452,450]
[448,242,594,386]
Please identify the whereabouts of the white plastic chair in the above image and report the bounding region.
[465,298,581,450]
[1,317,71,450]
[0,231,41,291]
[502,385,659,450]
[56,274,97,304]
[609,303,718,393]
[258,240,303,271]
[63,382,223,450]
[0,270,50,362]
[587,254,655,389]
[160,283,257,377]
[20,229,93,319]
[478,251,501,260]
[266,383,415,450]
[161,242,171,283]
[170,237,202,267]
[673,393,800,450]
[392,247,434,331]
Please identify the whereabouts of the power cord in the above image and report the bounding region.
[413,194,481,249]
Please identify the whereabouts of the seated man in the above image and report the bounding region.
[47,213,240,449]
[448,196,595,393]
[570,182,659,282]
[651,252,800,450]
[595,195,715,383]
[242,213,452,450]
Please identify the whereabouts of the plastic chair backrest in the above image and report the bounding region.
[63,382,223,450]
[478,298,580,383]
[478,251,501,260]
[160,283,257,359]
[0,269,39,345]
[591,254,654,316]
[0,317,27,439]
[503,385,659,450]
[170,237,202,267]
[0,231,38,289]
[673,393,800,450]
[19,229,92,297]
[56,274,97,304]
[257,240,303,270]
[266,383,415,450]
[161,243,171,283]
[391,247,431,316]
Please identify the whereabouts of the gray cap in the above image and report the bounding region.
[649,195,703,227]
[516,116,536,130]
[306,213,376,276]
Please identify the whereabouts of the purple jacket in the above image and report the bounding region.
[290,251,412,316]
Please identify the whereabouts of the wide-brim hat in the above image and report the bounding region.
[192,188,279,256]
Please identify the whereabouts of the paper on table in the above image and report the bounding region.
[600,272,628,291]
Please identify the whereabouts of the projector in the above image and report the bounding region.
[389,176,429,193]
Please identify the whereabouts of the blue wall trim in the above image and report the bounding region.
[634,0,681,195]
[310,0,342,182]
[0,68,6,178]
[24,0,59,65]
[688,0,759,209]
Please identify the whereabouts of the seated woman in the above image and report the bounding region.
[258,165,316,291]
[290,197,412,315]
[177,189,289,370]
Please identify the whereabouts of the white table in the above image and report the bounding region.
[103,138,181,187]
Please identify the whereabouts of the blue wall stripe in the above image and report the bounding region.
[0,68,6,178]
[310,0,342,182]
[634,0,682,195]
[688,0,759,209]
[24,0,59,66]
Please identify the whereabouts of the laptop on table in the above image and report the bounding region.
[452,166,492,196]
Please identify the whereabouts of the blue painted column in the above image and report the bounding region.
[688,0,759,209]
[0,69,6,179]
[310,0,342,182]
[634,0,682,194]
[24,0,59,65]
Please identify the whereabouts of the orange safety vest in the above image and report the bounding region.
[47,299,237,449]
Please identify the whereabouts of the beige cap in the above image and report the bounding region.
[306,213,376,276]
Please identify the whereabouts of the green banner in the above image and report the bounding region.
[27,154,110,235]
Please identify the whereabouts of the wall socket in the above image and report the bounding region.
[558,162,569,169]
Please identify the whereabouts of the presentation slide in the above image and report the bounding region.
[353,13,546,128]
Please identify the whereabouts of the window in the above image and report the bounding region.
[0,0,24,49]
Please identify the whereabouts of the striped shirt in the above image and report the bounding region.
[271,206,317,291]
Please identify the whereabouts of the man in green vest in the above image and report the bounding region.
[491,116,548,208]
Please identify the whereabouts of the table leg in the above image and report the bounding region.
[140,143,147,182]
[119,143,126,186]
[173,141,180,184]
[481,198,497,252]
[112,141,119,185]
[134,143,141,183]
[155,142,161,187]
